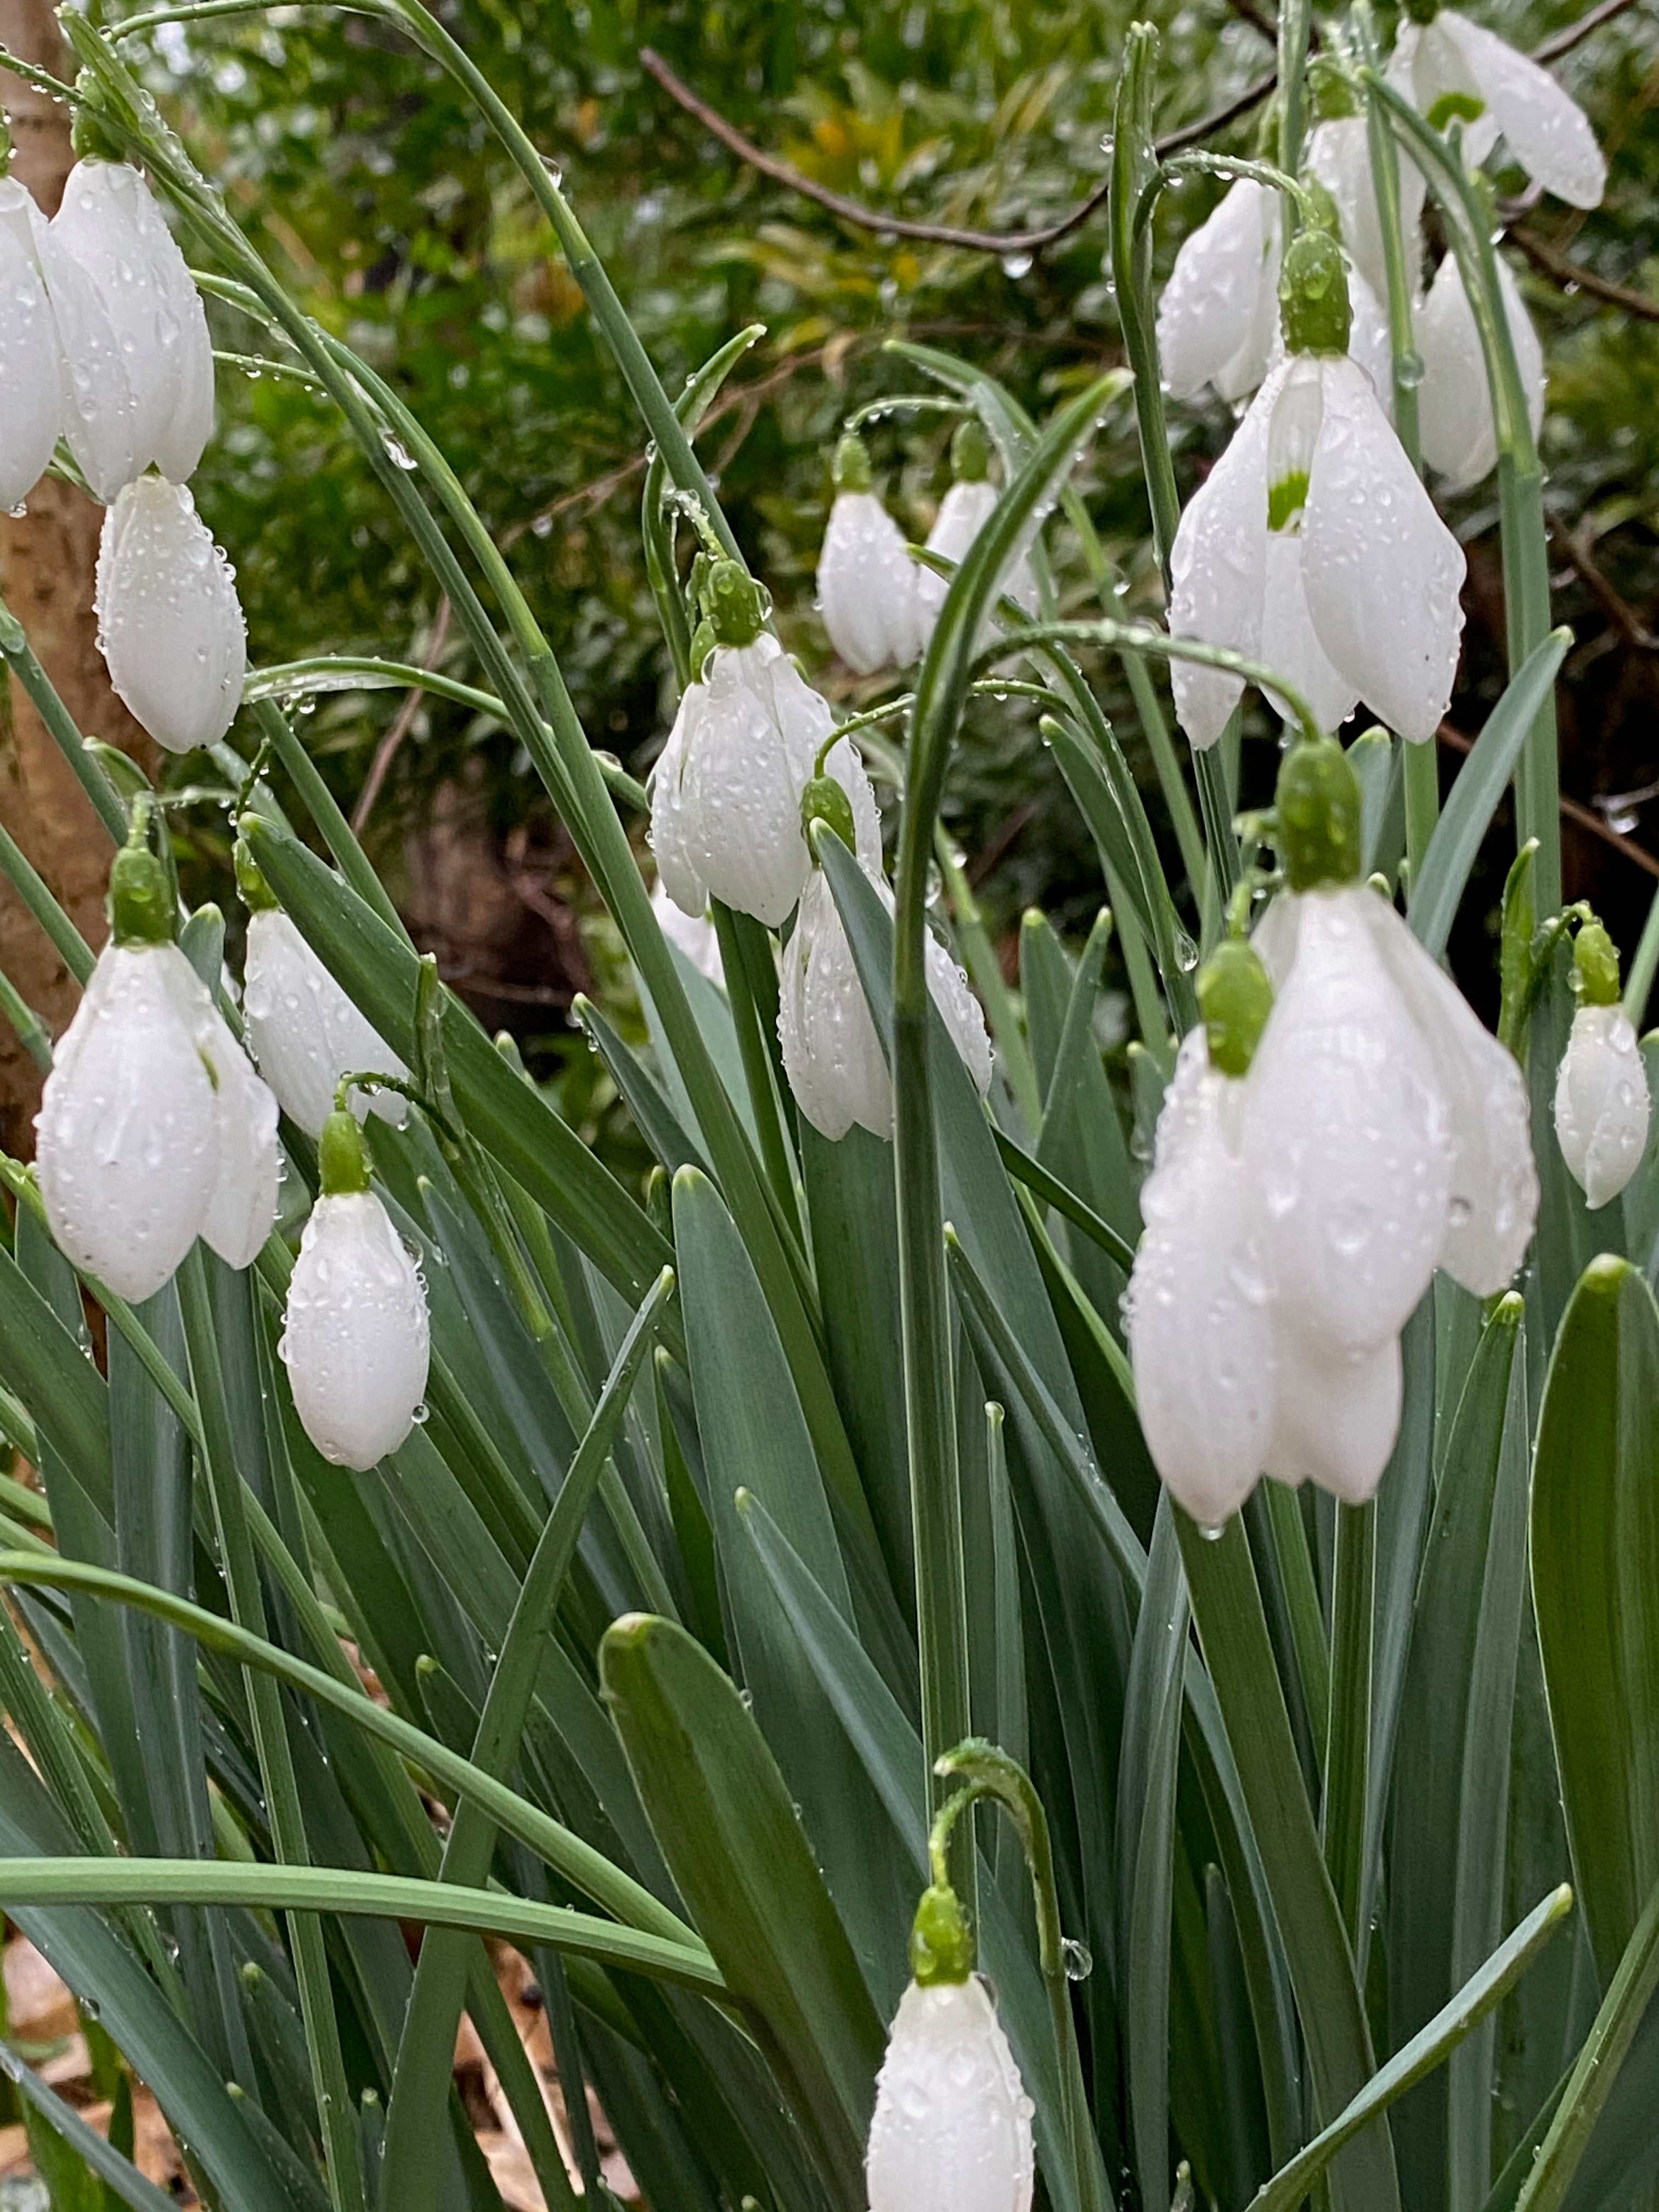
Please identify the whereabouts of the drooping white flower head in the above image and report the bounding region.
[36,829,279,1302]
[867,1888,1034,2212]
[816,432,926,675]
[1416,249,1545,491]
[0,177,67,514]
[1158,174,1392,409]
[95,476,247,754]
[241,874,409,1140]
[913,421,1040,648]
[1169,233,1466,749]
[1395,8,1606,210]
[1305,114,1427,312]
[1553,924,1651,1210]
[777,759,991,1142]
[45,159,216,504]
[650,563,838,928]
[650,879,725,986]
[280,1111,429,1470]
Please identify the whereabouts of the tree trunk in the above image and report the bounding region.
[0,0,156,1158]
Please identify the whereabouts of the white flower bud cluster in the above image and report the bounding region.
[4,153,245,753]
[1160,5,1595,751]
[1128,884,1539,1528]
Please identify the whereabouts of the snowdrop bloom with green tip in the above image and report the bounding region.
[778,763,991,1141]
[1395,4,1606,210]
[36,831,279,1302]
[1169,232,1465,748]
[816,431,926,674]
[1553,922,1650,1209]
[0,176,68,513]
[281,1110,430,1470]
[95,477,247,753]
[46,158,215,504]
[913,420,1038,645]
[1415,250,1545,491]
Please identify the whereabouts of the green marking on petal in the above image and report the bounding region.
[1268,470,1310,533]
[1427,90,1486,131]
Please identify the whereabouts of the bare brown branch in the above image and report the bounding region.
[1509,221,1659,321]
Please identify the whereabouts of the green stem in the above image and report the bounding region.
[1111,24,1181,585]
[709,903,803,1245]
[0,966,52,1070]
[1622,875,1659,1029]
[0,819,93,986]
[1322,1499,1375,1953]
[0,599,127,844]
[1277,0,1314,183]
[250,701,411,943]
[177,1258,366,2212]
[1262,1481,1331,1754]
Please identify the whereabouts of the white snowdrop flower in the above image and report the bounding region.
[1248,742,1537,1330]
[1126,1020,1278,1528]
[1159,177,1392,411]
[1306,114,1426,312]
[778,764,991,1142]
[1395,6,1606,211]
[280,1111,429,1470]
[650,879,724,986]
[1553,923,1651,1209]
[816,432,926,674]
[95,476,247,754]
[1416,250,1545,491]
[1169,232,1465,749]
[650,563,840,928]
[240,865,408,1139]
[0,176,67,514]
[1262,1327,1404,1505]
[867,1884,1034,2212]
[36,827,278,1302]
[45,159,215,504]
[913,422,1041,647]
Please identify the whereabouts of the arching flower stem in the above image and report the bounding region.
[1134,152,1324,252]
[1279,0,1317,180]
[929,1741,1105,2212]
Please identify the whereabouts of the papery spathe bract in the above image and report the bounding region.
[243,907,409,1141]
[0,177,67,514]
[95,476,247,753]
[1396,9,1606,210]
[281,1187,431,1470]
[1417,250,1545,490]
[46,159,215,503]
[1125,1029,1277,1528]
[1555,1003,1651,1210]
[649,634,840,928]
[866,1976,1034,2212]
[1169,350,1466,748]
[817,488,926,674]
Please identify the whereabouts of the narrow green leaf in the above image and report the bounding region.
[1531,1256,1659,1986]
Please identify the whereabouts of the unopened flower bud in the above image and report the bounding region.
[95,477,246,753]
[1555,985,1650,1210]
[819,437,926,674]
[1572,919,1621,1008]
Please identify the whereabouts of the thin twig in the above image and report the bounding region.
[1547,514,1659,650]
[638,45,1274,255]
[1438,722,1659,881]
[352,597,452,833]
[1509,222,1659,321]
[1532,0,1641,64]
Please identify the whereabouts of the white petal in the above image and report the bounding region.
[1244,886,1452,1354]
[924,918,992,1098]
[1363,898,1539,1291]
[1411,20,1502,170]
[1127,1032,1277,1526]
[0,182,66,514]
[48,161,217,496]
[1157,179,1280,403]
[1345,266,1397,414]
[646,691,709,919]
[35,944,218,1301]
[1417,251,1544,491]
[1169,365,1281,749]
[198,1009,280,1269]
[244,909,408,1139]
[817,492,925,673]
[1442,11,1606,208]
[1307,116,1425,308]
[650,880,724,986]
[1300,356,1465,741]
[1263,1327,1402,1505]
[777,867,893,1141]
[867,1978,1035,2212]
[95,477,246,753]
[38,220,142,506]
[1259,534,1361,737]
[1555,1003,1650,1210]
[280,1192,430,1469]
[917,479,996,630]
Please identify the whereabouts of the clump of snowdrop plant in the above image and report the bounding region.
[1128,736,1538,1522]
[279,1092,430,1470]
[1170,228,1466,747]
[1554,920,1651,1210]
[867,1880,1034,2212]
[35,807,279,1304]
